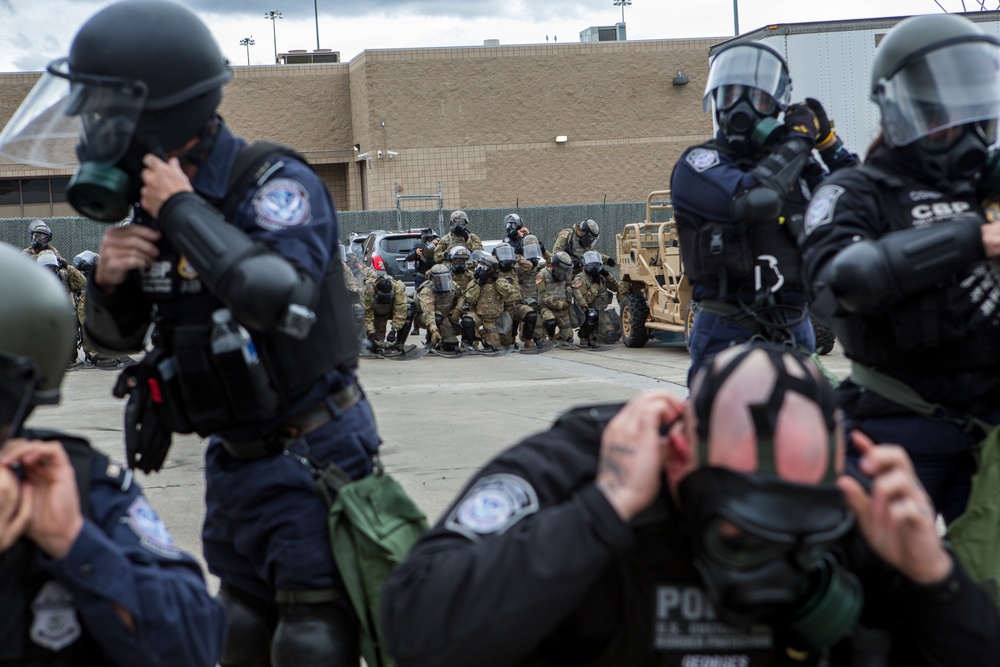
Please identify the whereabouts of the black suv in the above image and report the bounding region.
[361,230,423,296]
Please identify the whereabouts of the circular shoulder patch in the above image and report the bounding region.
[686,148,720,173]
[804,184,845,235]
[445,473,539,540]
[253,178,312,231]
[127,496,181,558]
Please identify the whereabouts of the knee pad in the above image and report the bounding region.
[271,603,359,667]
[585,308,600,328]
[217,587,275,667]
[521,310,538,340]
[544,318,557,338]
[460,315,477,341]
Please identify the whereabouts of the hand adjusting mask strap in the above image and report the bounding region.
[681,343,863,651]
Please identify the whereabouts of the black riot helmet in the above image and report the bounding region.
[503,213,524,240]
[0,0,232,223]
[0,243,77,438]
[871,14,1000,191]
[704,42,790,152]
[374,276,395,304]
[420,227,438,242]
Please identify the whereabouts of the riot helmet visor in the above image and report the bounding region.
[877,41,1000,148]
[0,58,147,167]
[703,44,790,113]
[494,244,516,264]
[431,270,454,293]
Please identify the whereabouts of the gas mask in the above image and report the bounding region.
[30,233,50,251]
[683,343,862,650]
[582,251,603,277]
[494,244,517,271]
[522,242,542,267]
[451,261,468,274]
[902,121,995,194]
[451,221,469,238]
[715,85,783,153]
[679,468,862,650]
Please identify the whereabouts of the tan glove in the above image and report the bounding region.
[430,330,442,345]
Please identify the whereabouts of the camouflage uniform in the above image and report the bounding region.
[41,258,89,359]
[451,269,474,309]
[552,225,611,273]
[361,278,408,339]
[464,278,506,349]
[343,261,362,301]
[499,259,541,346]
[416,281,459,345]
[22,243,65,260]
[536,267,575,342]
[434,231,483,263]
[572,271,620,344]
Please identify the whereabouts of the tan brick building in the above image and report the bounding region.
[0,37,721,218]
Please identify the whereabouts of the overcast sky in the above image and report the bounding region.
[0,0,981,72]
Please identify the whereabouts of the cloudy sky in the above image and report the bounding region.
[0,0,981,72]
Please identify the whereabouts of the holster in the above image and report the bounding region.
[113,359,174,473]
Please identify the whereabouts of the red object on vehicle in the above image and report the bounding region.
[371,253,386,271]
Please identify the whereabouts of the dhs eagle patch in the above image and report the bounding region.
[253,178,312,231]
[445,473,539,540]
[127,497,181,559]
[804,185,845,235]
[686,148,720,173]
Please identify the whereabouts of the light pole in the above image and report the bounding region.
[265,10,283,64]
[239,36,255,66]
[613,0,631,24]
[733,0,740,35]
[313,0,320,50]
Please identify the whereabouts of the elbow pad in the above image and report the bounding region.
[826,213,985,313]
[732,186,783,222]
[157,191,319,337]
[751,137,812,197]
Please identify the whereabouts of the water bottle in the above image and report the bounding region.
[210,308,278,420]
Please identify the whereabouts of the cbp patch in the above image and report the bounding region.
[445,473,539,540]
[127,497,181,559]
[253,178,311,231]
[686,148,720,173]
[804,185,845,235]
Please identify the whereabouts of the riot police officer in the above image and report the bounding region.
[0,243,227,667]
[382,342,1000,665]
[673,40,859,386]
[801,14,1000,524]
[0,2,382,664]
[435,210,483,262]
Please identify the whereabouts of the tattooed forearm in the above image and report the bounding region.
[597,443,636,490]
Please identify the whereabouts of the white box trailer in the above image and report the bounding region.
[709,11,1000,156]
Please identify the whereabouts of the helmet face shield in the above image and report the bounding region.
[522,242,542,261]
[0,58,147,168]
[494,244,516,265]
[877,41,1000,148]
[431,270,454,293]
[704,44,791,113]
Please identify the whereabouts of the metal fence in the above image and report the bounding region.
[0,199,675,264]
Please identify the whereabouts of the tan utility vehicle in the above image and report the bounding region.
[615,190,694,348]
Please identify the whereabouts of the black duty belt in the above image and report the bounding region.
[221,382,363,459]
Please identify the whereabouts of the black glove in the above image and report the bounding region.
[783,103,819,146]
[387,329,397,343]
[599,267,610,277]
[605,257,616,268]
[58,257,68,269]
[367,332,379,345]
[804,98,834,147]
[477,276,488,286]
[572,257,583,269]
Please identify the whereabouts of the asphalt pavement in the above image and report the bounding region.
[26,338,852,588]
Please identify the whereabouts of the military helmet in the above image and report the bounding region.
[73,250,100,277]
[576,219,600,248]
[476,252,499,269]
[0,243,76,418]
[551,251,574,270]
[428,263,454,293]
[65,0,231,153]
[37,250,60,270]
[29,219,52,239]
[450,210,469,224]
[448,245,471,262]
